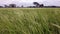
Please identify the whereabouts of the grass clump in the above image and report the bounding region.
[0,8,60,34]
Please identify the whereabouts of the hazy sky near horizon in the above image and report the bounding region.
[0,0,60,6]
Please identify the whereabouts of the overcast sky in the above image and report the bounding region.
[0,0,60,7]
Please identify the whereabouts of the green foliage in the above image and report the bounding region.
[0,8,60,34]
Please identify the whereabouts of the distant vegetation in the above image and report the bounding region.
[0,8,60,34]
[0,2,60,8]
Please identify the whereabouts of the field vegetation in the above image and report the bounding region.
[0,8,60,34]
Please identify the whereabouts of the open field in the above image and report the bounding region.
[0,8,60,34]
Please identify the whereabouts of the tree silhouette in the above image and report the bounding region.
[33,2,39,5]
[33,2,44,7]
[9,4,16,8]
[0,6,3,8]
[21,5,24,8]
[4,5,8,8]
[33,2,40,7]
[39,4,44,7]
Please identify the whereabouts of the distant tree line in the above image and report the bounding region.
[0,4,23,8]
[4,4,16,8]
[28,2,60,8]
[0,2,60,8]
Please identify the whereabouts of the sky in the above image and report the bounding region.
[0,0,60,7]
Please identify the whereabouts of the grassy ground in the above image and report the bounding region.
[0,8,60,34]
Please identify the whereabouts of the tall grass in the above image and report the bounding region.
[0,8,60,34]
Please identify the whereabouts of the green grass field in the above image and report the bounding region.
[0,8,60,34]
